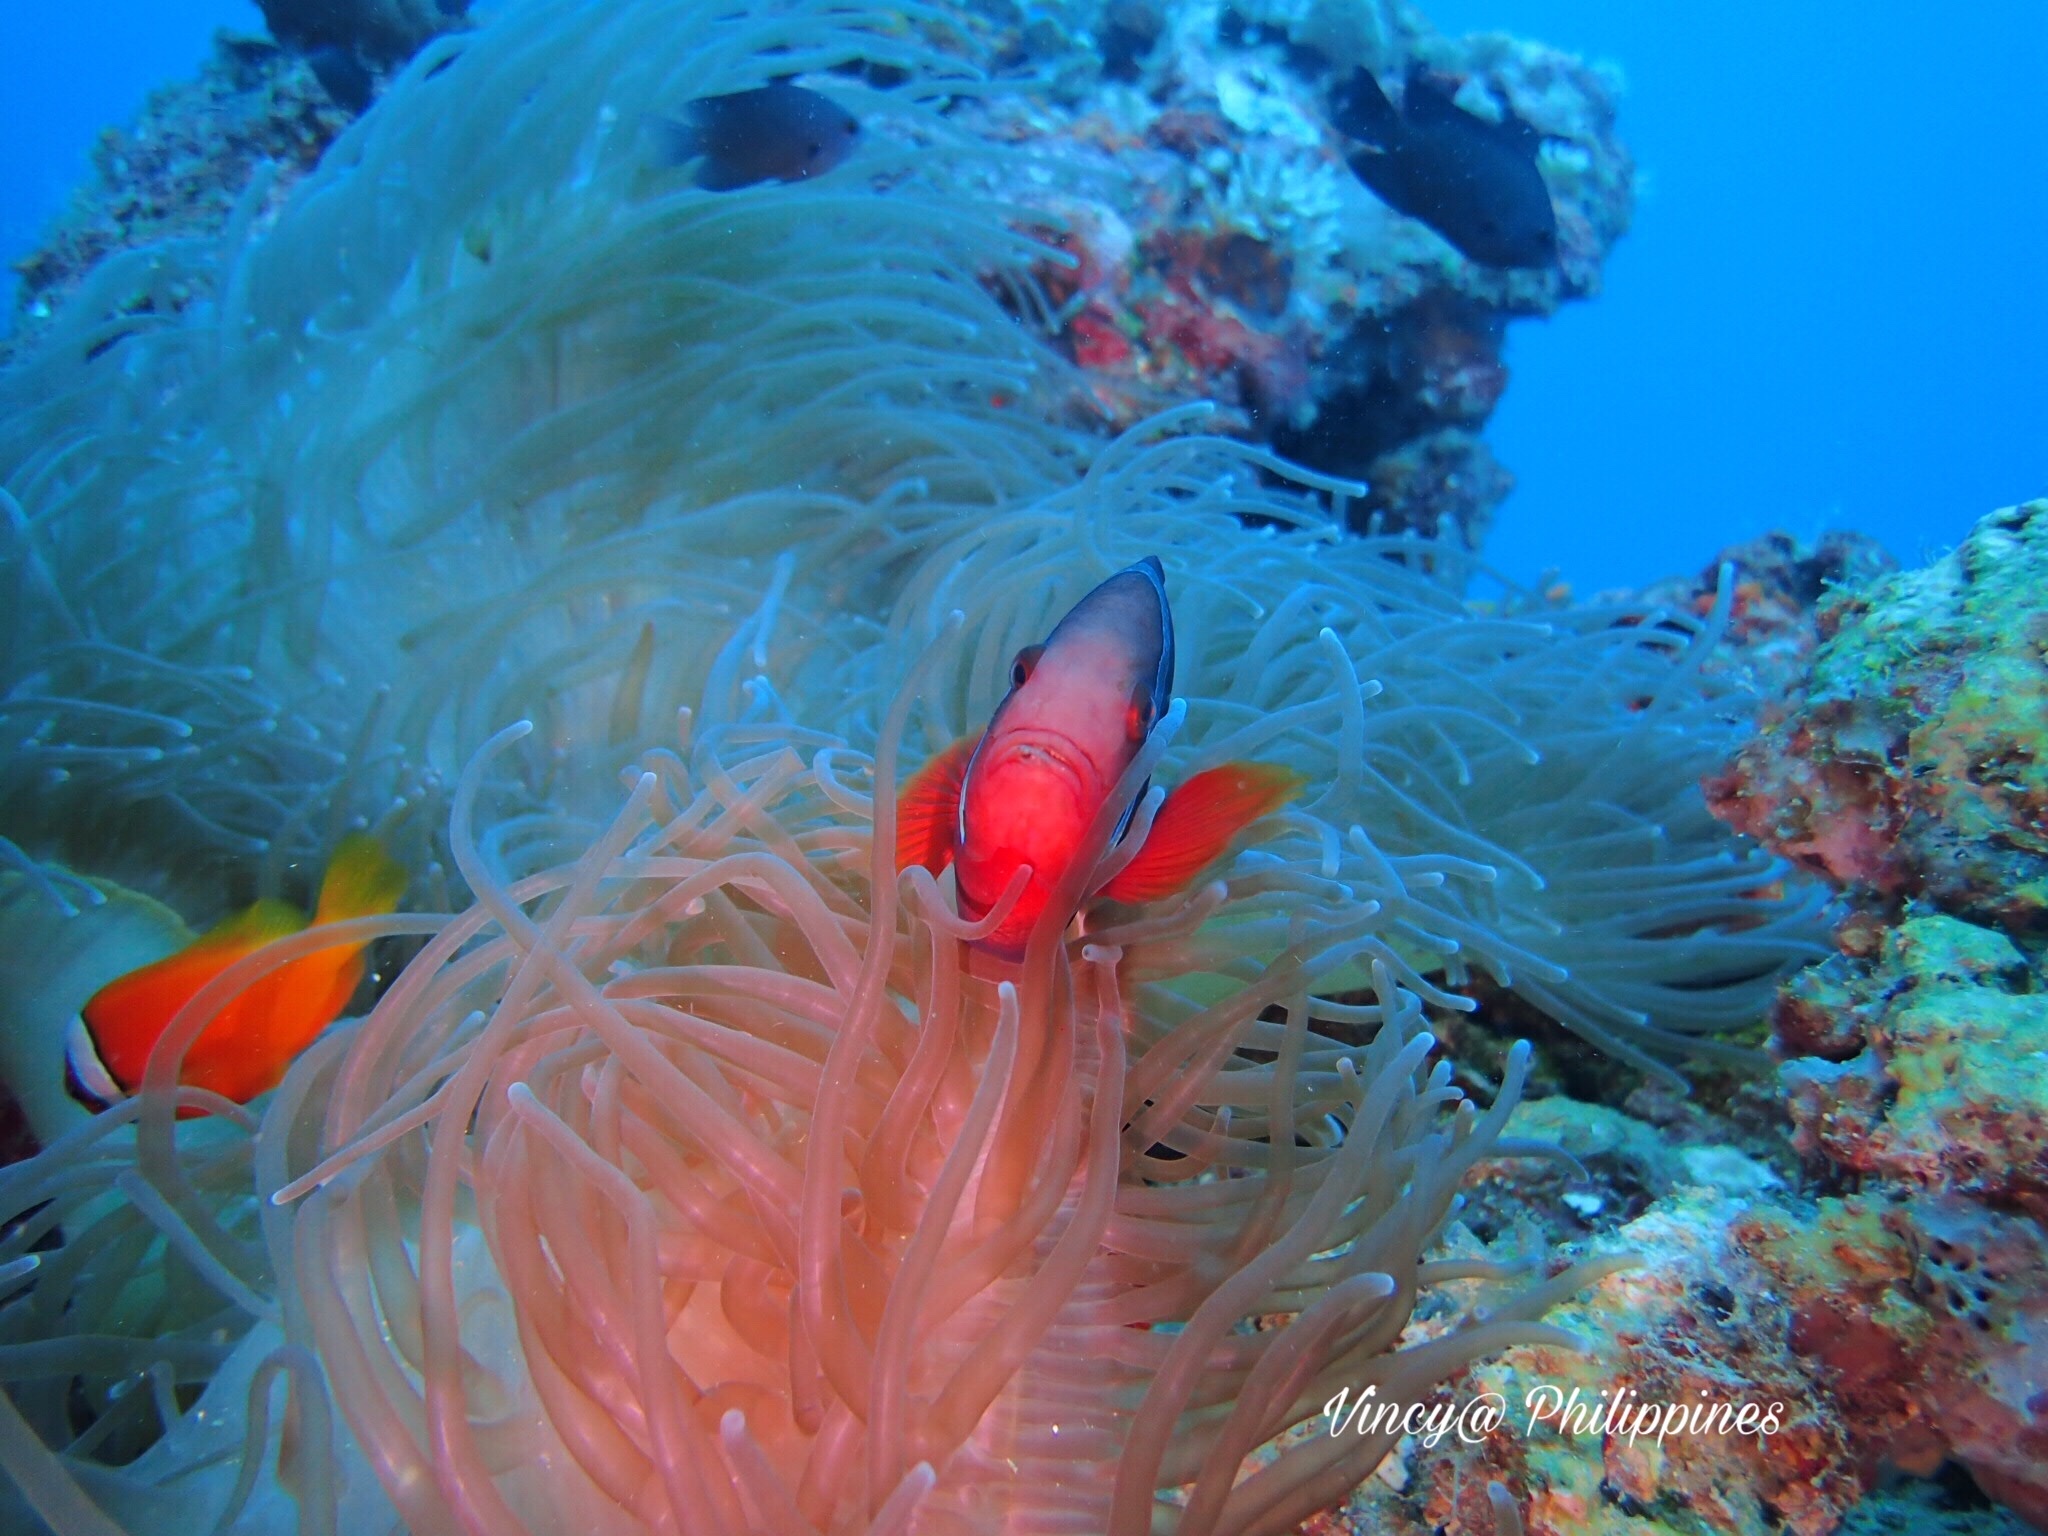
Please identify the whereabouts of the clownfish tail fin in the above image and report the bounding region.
[1100,761,1303,904]
[896,734,978,875]
[313,832,408,926]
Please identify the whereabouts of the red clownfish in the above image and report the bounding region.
[65,832,407,1111]
[897,556,1300,957]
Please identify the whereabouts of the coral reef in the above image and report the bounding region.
[12,0,471,351]
[1742,1193,2048,1532]
[961,0,1635,549]
[7,37,350,356]
[1708,501,2048,933]
[1777,915,2048,1218]
[1837,1480,2039,1536]
[1754,913,2048,1527]
[11,0,1635,556]
[1672,507,2048,1531]
[1292,1080,2048,1536]
[1303,1169,1862,1536]
[1294,550,2048,1533]
[255,0,470,65]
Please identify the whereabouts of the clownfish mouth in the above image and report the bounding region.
[978,728,1103,803]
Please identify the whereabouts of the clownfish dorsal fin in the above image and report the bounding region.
[896,733,980,875]
[312,832,408,926]
[193,898,310,951]
[1098,761,1304,904]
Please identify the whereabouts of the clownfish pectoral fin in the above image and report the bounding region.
[312,831,409,926]
[896,734,979,875]
[1098,762,1304,905]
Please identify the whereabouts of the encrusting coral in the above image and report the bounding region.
[1755,915,2048,1526]
[1686,503,2048,1532]
[1709,500,2048,935]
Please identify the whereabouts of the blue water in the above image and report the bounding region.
[4,0,2044,595]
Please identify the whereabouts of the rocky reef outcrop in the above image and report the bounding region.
[1708,501,2048,934]
[1303,513,2048,1534]
[254,0,470,65]
[9,5,471,352]
[1751,913,2048,1528]
[961,0,1634,549]
[1700,502,2048,1530]
[8,37,352,352]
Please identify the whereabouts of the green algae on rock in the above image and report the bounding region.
[1778,914,2048,1221]
[1762,911,2048,1527]
[1743,1192,2048,1532]
[1709,500,2048,935]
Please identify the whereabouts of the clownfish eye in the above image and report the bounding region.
[1010,644,1045,689]
[1126,682,1156,742]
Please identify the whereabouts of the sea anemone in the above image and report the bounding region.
[853,428,1828,1080]
[0,0,1824,1526]
[0,0,1089,896]
[0,0,1816,1076]
[0,469,1808,1528]
[0,634,1616,1534]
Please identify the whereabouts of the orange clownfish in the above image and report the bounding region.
[897,556,1300,957]
[65,832,407,1111]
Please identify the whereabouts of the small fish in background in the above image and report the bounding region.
[1331,64,1559,269]
[652,83,861,192]
[65,833,407,1112]
[898,557,1301,958]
